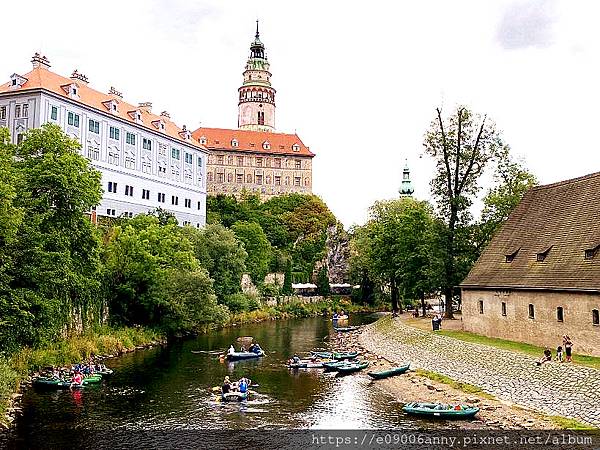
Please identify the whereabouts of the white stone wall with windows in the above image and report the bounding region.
[0,91,207,226]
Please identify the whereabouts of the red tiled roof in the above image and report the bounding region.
[191,127,315,157]
[461,171,600,291]
[0,66,205,150]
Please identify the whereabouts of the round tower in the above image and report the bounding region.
[238,21,276,132]
[399,160,414,197]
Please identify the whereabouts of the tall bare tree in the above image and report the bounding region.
[424,106,507,318]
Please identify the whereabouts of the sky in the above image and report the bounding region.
[3,0,600,227]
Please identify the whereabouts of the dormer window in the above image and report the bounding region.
[103,99,119,114]
[61,82,80,100]
[262,141,270,150]
[9,74,28,89]
[151,119,166,131]
[536,246,552,262]
[505,248,520,263]
[128,109,143,124]
[199,136,207,145]
[292,143,300,152]
[585,244,600,260]
[231,139,239,148]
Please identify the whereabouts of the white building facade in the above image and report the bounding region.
[0,54,207,227]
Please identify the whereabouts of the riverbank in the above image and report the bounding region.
[338,315,594,430]
[0,326,166,429]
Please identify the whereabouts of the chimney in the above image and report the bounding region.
[160,110,170,119]
[138,102,152,113]
[70,69,89,84]
[108,86,123,99]
[31,53,51,69]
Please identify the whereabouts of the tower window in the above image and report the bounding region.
[501,302,507,316]
[593,309,599,326]
[478,300,484,314]
[557,306,564,322]
[258,111,265,125]
[528,304,535,319]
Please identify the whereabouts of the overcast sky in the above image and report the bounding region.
[3,0,599,227]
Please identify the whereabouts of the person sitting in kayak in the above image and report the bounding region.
[238,378,248,394]
[292,354,301,364]
[251,343,262,354]
[248,343,257,353]
[222,376,231,394]
[227,345,235,355]
[71,371,83,387]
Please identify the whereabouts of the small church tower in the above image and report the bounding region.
[238,21,276,132]
[399,160,414,197]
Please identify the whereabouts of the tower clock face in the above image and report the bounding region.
[259,104,263,108]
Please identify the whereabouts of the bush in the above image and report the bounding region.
[223,293,250,313]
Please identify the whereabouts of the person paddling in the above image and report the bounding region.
[71,370,83,388]
[221,376,231,394]
[238,378,248,394]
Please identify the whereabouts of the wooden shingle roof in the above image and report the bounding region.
[462,171,600,291]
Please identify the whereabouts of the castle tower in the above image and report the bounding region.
[399,160,414,197]
[238,21,276,132]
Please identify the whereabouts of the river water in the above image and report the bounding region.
[9,313,422,447]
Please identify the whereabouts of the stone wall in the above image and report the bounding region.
[263,295,324,307]
[462,288,600,356]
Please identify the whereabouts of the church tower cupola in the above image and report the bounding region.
[399,160,415,197]
[238,21,276,132]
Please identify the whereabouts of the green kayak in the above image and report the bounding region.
[34,374,102,389]
[367,363,410,379]
[323,360,357,371]
[402,402,479,419]
[333,352,359,360]
[221,391,249,402]
[311,351,333,359]
[336,361,369,374]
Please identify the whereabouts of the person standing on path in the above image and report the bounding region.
[563,335,573,362]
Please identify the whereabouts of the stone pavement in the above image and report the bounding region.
[359,316,600,427]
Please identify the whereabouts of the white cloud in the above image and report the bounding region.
[2,0,600,227]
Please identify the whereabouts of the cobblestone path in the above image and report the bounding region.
[359,316,600,427]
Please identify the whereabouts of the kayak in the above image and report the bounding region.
[226,350,265,361]
[333,352,359,360]
[33,374,103,389]
[311,351,333,359]
[402,402,479,419]
[288,360,329,369]
[322,360,357,371]
[221,391,249,402]
[336,361,369,374]
[367,363,410,379]
[334,326,359,332]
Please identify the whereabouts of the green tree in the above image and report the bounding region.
[183,224,247,302]
[424,106,507,318]
[231,221,272,285]
[282,259,293,295]
[316,265,330,296]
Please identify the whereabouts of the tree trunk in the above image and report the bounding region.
[390,277,399,314]
[420,291,426,317]
[444,206,457,319]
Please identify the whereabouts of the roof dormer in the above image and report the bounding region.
[292,143,300,152]
[128,109,143,124]
[9,73,28,90]
[178,125,191,141]
[152,119,166,132]
[262,141,270,150]
[103,99,119,114]
[199,136,207,145]
[61,82,80,100]
[231,139,239,148]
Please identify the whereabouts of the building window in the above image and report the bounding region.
[478,300,484,314]
[262,140,270,149]
[199,136,207,145]
[537,246,552,262]
[285,176,290,186]
[528,304,535,319]
[142,138,152,150]
[15,105,21,118]
[184,153,192,164]
[197,201,202,210]
[106,209,116,216]
[185,198,191,208]
[197,156,203,167]
[171,148,180,160]
[217,155,224,165]
[87,146,100,161]
[256,175,263,185]
[142,160,152,174]
[294,177,301,186]
[237,156,244,166]
[231,139,238,147]
[171,195,179,205]
[227,156,233,165]
[266,175,271,184]
[108,151,119,166]
[158,166,166,177]
[50,106,57,120]
[593,309,599,326]
[292,144,300,152]
[207,172,213,182]
[258,112,265,125]
[557,306,564,323]
[107,181,117,193]
[295,160,301,169]
[157,192,165,203]
[275,158,281,169]
[505,249,519,263]
[16,134,24,145]
[67,112,80,127]
[274,176,281,186]
[256,157,263,167]
[304,178,310,186]
[501,302,507,317]
[22,104,29,118]
[109,126,120,140]
[126,132,136,145]
[227,173,233,182]
[246,174,252,183]
[125,185,134,196]
[0,106,6,120]
[88,119,100,134]
[585,245,600,260]
[142,189,150,200]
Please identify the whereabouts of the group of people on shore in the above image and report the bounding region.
[536,335,574,366]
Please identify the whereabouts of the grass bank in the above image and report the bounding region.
[414,368,496,400]
[0,326,164,427]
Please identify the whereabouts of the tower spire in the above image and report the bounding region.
[399,159,415,197]
[256,19,259,39]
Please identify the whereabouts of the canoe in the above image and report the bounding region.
[367,364,410,379]
[226,350,265,361]
[221,391,248,402]
[336,361,369,374]
[402,402,479,419]
[334,326,359,332]
[333,352,359,360]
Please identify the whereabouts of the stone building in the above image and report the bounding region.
[192,23,314,199]
[461,172,600,356]
[0,54,207,226]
